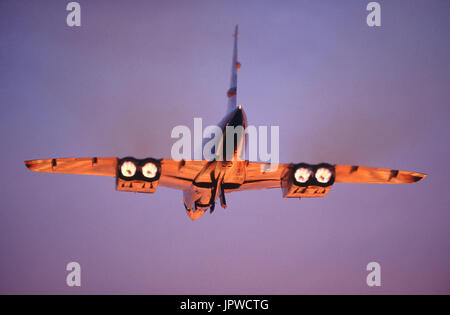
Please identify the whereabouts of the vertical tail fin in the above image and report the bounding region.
[226,25,239,113]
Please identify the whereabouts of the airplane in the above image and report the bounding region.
[24,25,426,221]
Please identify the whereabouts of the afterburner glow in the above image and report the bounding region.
[294,167,312,183]
[315,167,332,183]
[142,162,158,179]
[121,161,136,177]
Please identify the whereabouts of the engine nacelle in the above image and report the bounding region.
[281,163,335,198]
[116,157,161,193]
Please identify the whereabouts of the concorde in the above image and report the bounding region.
[24,25,426,221]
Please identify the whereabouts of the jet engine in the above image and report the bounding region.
[281,163,335,198]
[116,157,161,193]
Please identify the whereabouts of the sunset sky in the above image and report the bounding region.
[0,0,449,294]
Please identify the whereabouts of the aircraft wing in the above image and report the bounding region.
[24,158,426,197]
[238,162,426,197]
[24,157,118,177]
[238,162,287,190]
[334,165,426,184]
[24,157,209,191]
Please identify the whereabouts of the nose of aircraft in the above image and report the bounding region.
[185,208,207,221]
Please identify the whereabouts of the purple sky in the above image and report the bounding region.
[1,0,449,294]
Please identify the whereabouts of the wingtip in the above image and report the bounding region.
[395,170,427,184]
[412,173,427,183]
[24,160,33,170]
[24,159,44,172]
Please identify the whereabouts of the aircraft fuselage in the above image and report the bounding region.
[183,105,248,219]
